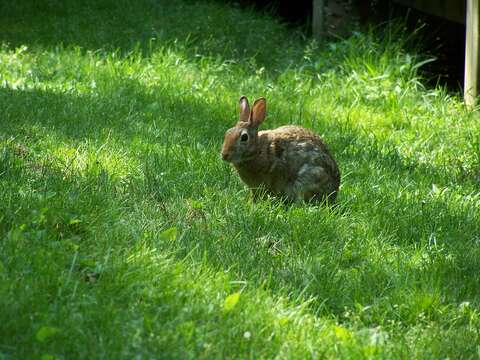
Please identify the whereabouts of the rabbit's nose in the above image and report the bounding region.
[221,152,231,161]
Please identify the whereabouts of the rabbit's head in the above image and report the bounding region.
[221,96,266,165]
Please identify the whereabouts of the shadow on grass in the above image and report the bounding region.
[0,0,305,73]
[0,84,228,144]
[2,0,479,323]
[2,84,479,324]
[1,84,475,193]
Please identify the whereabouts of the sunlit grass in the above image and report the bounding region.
[1,0,479,358]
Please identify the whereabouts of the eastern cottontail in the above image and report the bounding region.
[221,96,340,203]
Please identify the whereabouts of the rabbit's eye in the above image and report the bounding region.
[240,133,249,142]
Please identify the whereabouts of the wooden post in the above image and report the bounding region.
[464,0,480,106]
[312,0,325,40]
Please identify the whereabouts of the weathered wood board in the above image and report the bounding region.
[465,0,480,106]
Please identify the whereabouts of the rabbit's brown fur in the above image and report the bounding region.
[221,97,340,203]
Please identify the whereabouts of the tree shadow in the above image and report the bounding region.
[2,86,479,332]
[2,0,479,330]
[0,84,228,144]
[0,0,306,74]
[2,82,476,193]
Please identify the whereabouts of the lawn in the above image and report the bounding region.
[1,0,480,358]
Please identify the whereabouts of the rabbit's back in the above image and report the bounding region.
[257,125,340,202]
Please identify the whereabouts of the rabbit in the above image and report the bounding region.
[221,96,340,203]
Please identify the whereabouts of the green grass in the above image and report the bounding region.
[1,0,480,358]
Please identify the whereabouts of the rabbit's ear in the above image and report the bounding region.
[239,96,250,123]
[250,98,266,128]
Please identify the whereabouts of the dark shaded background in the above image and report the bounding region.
[228,0,466,90]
